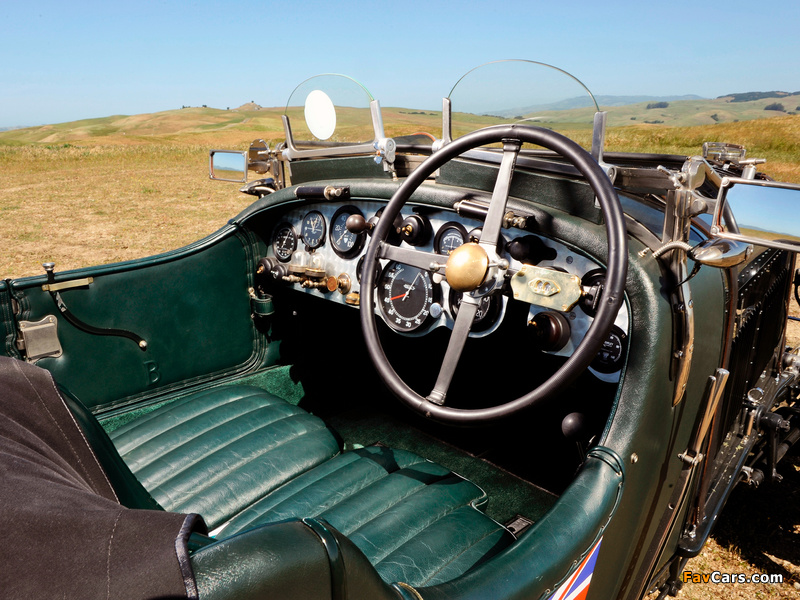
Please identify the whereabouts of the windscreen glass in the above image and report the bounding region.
[284,74,376,148]
[447,60,599,149]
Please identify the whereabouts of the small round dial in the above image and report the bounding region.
[434,222,468,255]
[379,262,436,332]
[590,325,628,374]
[301,210,326,249]
[330,205,367,258]
[449,289,501,332]
[272,222,297,262]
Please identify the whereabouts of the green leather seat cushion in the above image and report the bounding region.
[216,445,514,587]
[109,385,514,588]
[109,385,341,528]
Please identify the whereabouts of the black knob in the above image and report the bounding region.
[506,235,556,264]
[561,412,589,440]
[346,214,372,234]
[527,311,570,352]
[399,214,431,246]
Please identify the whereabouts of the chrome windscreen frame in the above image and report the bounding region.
[280,100,396,172]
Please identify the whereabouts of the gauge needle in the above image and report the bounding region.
[394,272,422,302]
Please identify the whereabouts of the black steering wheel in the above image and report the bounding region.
[360,125,627,424]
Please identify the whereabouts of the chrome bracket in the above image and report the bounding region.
[17,316,63,362]
[679,368,729,461]
[41,277,93,292]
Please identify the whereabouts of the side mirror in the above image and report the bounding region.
[713,177,800,253]
[209,150,247,182]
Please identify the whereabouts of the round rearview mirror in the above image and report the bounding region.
[304,90,336,140]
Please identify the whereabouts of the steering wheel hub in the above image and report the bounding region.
[445,242,489,292]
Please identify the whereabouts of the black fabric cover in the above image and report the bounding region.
[0,356,205,600]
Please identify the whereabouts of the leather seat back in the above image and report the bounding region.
[60,386,165,511]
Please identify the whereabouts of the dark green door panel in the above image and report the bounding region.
[10,231,266,411]
[0,281,20,359]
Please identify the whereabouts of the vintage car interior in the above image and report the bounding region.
[2,61,799,600]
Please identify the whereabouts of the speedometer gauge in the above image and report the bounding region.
[379,262,437,332]
[272,222,297,262]
[330,205,367,259]
[301,210,326,249]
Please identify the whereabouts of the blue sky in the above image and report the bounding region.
[1,0,798,128]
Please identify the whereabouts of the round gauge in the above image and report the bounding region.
[330,205,367,259]
[379,262,437,332]
[272,222,297,262]
[434,222,468,255]
[449,289,501,332]
[301,210,326,249]
[357,255,382,285]
[590,325,628,374]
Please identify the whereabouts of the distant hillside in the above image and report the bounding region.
[0,106,287,145]
[521,93,800,128]
[1,91,799,146]
[720,91,800,103]
[234,102,264,111]
[500,94,705,115]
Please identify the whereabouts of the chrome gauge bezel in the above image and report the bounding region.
[272,222,298,262]
[300,210,327,249]
[434,221,468,255]
[378,261,439,332]
[330,205,367,259]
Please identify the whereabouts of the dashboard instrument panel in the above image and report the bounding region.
[261,199,629,381]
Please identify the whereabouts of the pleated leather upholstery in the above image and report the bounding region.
[215,445,514,587]
[109,385,514,587]
[110,385,341,528]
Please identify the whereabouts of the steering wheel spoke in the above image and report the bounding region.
[379,243,445,273]
[427,297,479,406]
[480,140,521,251]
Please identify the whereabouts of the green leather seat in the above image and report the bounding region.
[215,445,513,587]
[109,386,341,529]
[106,385,514,588]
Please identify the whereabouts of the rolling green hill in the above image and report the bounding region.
[1,95,798,184]
[2,92,799,147]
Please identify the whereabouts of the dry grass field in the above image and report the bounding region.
[1,111,799,599]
